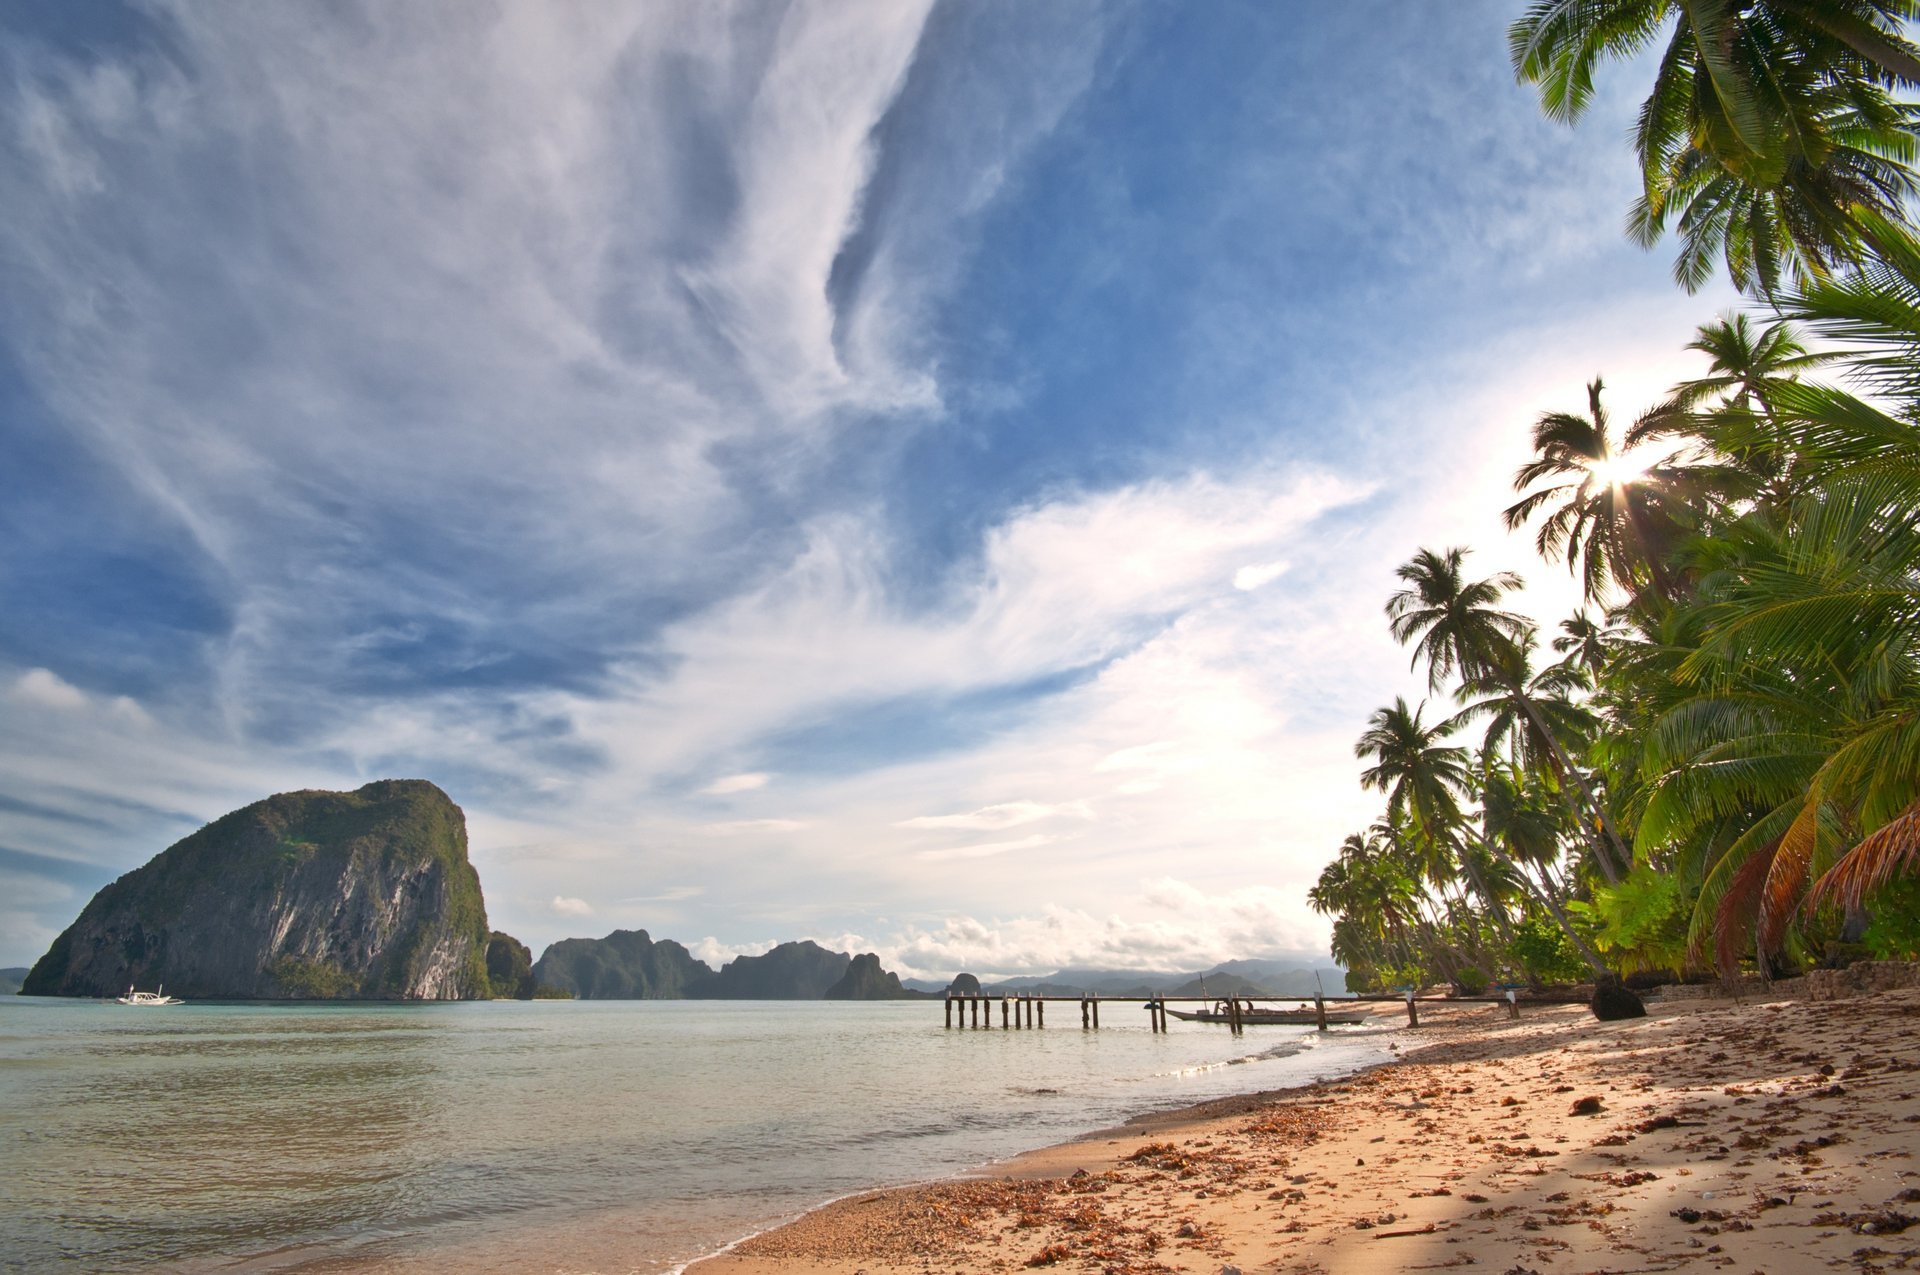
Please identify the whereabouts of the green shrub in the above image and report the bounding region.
[1864,879,1920,959]
[271,956,358,999]
[1453,966,1489,996]
[1507,918,1589,985]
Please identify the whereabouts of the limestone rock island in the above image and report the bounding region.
[22,779,490,1000]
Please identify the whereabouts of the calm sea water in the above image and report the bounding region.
[0,997,1394,1273]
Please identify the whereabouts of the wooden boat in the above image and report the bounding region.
[115,985,182,1006]
[1163,1000,1369,1026]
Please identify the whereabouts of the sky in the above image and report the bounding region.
[0,1,1740,977]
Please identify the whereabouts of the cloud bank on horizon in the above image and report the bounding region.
[0,1,1734,975]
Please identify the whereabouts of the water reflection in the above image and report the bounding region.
[4,1006,451,1270]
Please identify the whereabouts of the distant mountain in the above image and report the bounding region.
[21,780,490,1000]
[963,960,1347,999]
[0,967,26,996]
[532,929,715,998]
[823,952,932,1000]
[530,933,925,1000]
[1164,972,1272,999]
[711,940,849,999]
[484,932,536,999]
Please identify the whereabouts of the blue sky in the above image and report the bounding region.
[0,1,1736,975]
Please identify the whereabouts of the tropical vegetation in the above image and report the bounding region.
[1314,3,1920,993]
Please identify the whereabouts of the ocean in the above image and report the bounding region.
[0,996,1396,1273]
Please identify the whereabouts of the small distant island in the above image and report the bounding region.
[529,930,932,1000]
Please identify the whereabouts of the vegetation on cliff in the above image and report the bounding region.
[21,780,491,1000]
[486,931,536,999]
[532,931,923,999]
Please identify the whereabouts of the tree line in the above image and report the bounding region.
[1313,1,1920,992]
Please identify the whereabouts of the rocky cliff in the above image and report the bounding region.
[711,940,849,998]
[485,931,535,999]
[824,952,927,999]
[532,932,924,999]
[532,928,716,998]
[21,780,490,1000]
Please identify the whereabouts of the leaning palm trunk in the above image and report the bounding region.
[1483,838,1608,975]
[1518,692,1631,883]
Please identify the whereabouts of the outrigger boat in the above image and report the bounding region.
[115,985,182,1006]
[1164,999,1369,1026]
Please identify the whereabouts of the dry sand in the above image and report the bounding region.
[689,987,1920,1274]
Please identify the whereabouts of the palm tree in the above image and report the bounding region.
[1451,643,1599,798]
[1476,760,1609,971]
[1387,547,1634,880]
[1638,314,1835,507]
[1311,829,1432,982]
[1355,699,1472,852]
[1509,0,1920,295]
[1551,610,1622,680]
[1504,378,1689,604]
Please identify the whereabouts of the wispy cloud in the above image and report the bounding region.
[0,2,1738,968]
[897,801,1089,831]
[700,772,771,797]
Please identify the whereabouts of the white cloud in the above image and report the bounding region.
[1232,559,1289,591]
[697,819,805,836]
[549,895,594,917]
[700,772,771,796]
[896,800,1088,831]
[10,669,88,711]
[619,886,705,904]
[914,833,1057,863]
[878,881,1326,979]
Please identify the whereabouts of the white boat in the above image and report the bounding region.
[115,985,182,1006]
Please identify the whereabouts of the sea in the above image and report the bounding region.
[0,996,1398,1273]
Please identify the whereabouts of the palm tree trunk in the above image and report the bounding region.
[1499,849,1608,974]
[1516,692,1629,883]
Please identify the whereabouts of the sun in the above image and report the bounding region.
[1586,451,1653,488]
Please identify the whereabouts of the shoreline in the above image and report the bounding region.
[687,988,1920,1274]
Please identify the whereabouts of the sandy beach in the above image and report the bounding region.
[691,985,1920,1275]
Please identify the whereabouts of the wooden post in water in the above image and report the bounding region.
[1092,997,1100,1029]
[945,997,953,1029]
[1037,999,1044,1028]
[1314,994,1328,1032]
[1001,998,1010,1030]
[1230,998,1243,1035]
[1080,998,1089,1028]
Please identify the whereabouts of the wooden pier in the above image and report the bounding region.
[942,993,1352,1034]
[943,990,1551,1033]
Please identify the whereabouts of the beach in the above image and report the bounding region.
[691,984,1920,1274]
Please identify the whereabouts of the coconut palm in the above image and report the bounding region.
[1636,314,1836,509]
[1387,547,1634,879]
[1551,610,1623,680]
[1355,699,1472,853]
[1504,379,1692,604]
[1639,470,1920,971]
[1509,0,1920,295]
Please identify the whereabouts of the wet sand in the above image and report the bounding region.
[689,987,1920,1274]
